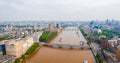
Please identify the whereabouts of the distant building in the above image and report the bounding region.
[90,21,95,27]
[108,40,118,47]
[56,24,59,28]
[56,24,61,33]
[48,24,52,32]
[93,29,102,34]
[57,27,61,33]
[0,41,6,55]
[108,37,120,53]
[32,32,43,42]
[105,19,109,25]
[0,44,6,55]
[101,38,108,50]
[106,36,120,62]
[97,29,102,33]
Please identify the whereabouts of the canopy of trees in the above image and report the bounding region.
[87,33,93,43]
[14,58,20,63]
[25,42,39,55]
[96,53,103,63]
[102,29,120,40]
[80,29,87,36]
[0,35,9,41]
[39,31,57,42]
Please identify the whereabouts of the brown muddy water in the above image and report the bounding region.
[22,27,96,63]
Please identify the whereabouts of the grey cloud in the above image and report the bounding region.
[0,0,120,21]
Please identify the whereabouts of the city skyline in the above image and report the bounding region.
[0,0,120,21]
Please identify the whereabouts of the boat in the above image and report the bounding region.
[83,60,88,63]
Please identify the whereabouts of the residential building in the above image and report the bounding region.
[101,38,108,50]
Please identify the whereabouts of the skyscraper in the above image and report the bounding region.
[56,24,59,28]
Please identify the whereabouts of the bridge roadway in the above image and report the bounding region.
[42,43,90,49]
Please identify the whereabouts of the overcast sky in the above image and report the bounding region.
[0,0,120,21]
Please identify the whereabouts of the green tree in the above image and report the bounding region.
[87,33,93,43]
[14,58,20,63]
[96,53,103,63]
[25,42,39,55]
[21,54,26,59]
[97,39,102,45]
[39,31,57,42]
[2,51,6,55]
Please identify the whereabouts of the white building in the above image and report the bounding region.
[5,36,34,58]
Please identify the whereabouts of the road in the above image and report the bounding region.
[91,42,108,63]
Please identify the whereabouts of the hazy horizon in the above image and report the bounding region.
[0,0,120,21]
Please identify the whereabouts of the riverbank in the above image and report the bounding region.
[14,42,40,63]
[21,46,40,63]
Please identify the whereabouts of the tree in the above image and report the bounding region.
[87,33,93,43]
[97,39,102,45]
[2,51,6,55]
[25,42,39,55]
[21,54,26,59]
[96,53,103,63]
[39,31,57,42]
[14,58,20,63]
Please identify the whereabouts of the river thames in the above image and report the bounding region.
[22,26,96,63]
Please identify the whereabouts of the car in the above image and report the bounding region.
[76,32,78,34]
[80,41,84,45]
